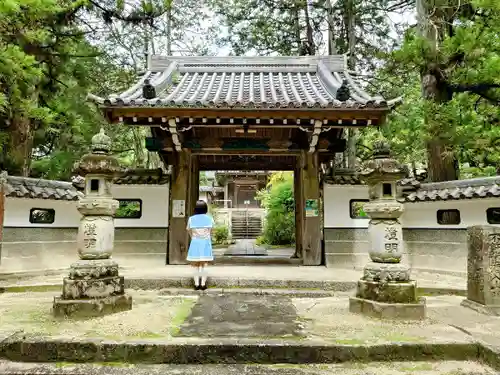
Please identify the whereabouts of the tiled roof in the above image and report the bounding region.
[323,174,363,185]
[89,55,401,110]
[4,176,83,201]
[199,186,224,193]
[403,176,500,202]
[113,168,170,185]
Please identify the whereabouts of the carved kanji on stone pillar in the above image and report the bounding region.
[349,139,426,320]
[53,128,132,317]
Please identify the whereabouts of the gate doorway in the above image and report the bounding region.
[91,55,397,266]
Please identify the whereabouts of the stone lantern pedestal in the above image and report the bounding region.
[53,129,132,318]
[348,140,426,320]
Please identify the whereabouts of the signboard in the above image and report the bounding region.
[305,199,319,217]
[173,200,186,218]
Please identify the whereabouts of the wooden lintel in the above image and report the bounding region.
[104,107,388,123]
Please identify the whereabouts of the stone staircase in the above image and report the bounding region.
[231,210,263,239]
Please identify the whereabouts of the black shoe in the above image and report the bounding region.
[200,285,207,291]
[194,285,201,290]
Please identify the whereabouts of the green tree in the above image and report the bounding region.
[256,172,295,246]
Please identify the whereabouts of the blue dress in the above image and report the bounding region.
[186,214,215,262]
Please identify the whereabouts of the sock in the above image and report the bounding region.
[200,265,207,286]
[193,268,200,286]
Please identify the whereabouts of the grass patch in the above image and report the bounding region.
[169,298,197,336]
[332,338,367,345]
[4,285,60,293]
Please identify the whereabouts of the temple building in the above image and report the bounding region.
[88,55,400,265]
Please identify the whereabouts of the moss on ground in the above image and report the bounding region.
[169,298,197,336]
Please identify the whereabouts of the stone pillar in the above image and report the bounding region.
[0,171,6,265]
[53,128,132,318]
[349,140,426,320]
[461,226,500,315]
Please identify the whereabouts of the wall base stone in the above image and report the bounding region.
[349,296,426,320]
[53,294,132,318]
[461,298,500,316]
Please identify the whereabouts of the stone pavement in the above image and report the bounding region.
[0,289,500,369]
[224,239,268,256]
[0,265,467,292]
[0,361,496,375]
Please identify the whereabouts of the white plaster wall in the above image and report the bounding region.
[111,185,169,228]
[323,184,500,228]
[4,198,80,228]
[323,185,369,228]
[4,184,170,228]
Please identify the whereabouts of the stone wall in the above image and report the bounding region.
[324,228,467,276]
[0,227,168,272]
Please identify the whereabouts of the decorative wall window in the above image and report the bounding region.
[115,199,142,219]
[350,199,369,219]
[486,207,500,224]
[29,208,55,224]
[437,209,461,225]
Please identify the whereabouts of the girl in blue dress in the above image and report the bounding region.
[186,200,215,290]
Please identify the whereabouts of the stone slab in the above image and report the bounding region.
[68,259,119,280]
[363,262,410,282]
[356,280,418,303]
[0,361,496,375]
[461,298,500,316]
[0,337,480,364]
[176,294,303,338]
[349,296,426,320]
[62,276,124,299]
[53,294,132,318]
[466,226,500,306]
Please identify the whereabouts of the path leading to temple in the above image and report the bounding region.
[0,265,466,292]
[0,289,499,372]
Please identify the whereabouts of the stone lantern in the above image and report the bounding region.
[53,128,132,317]
[348,139,426,320]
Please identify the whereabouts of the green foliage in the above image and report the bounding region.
[115,200,141,218]
[212,225,229,244]
[256,172,295,246]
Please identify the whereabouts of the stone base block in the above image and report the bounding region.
[349,296,426,320]
[69,259,119,280]
[356,280,417,303]
[53,294,132,318]
[62,276,124,299]
[461,298,500,316]
[363,262,410,282]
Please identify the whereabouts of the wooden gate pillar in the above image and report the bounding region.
[168,150,198,264]
[299,151,322,265]
[294,160,304,259]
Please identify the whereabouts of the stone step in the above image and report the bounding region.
[214,256,302,265]
[0,278,466,296]
[0,360,497,374]
[158,287,335,297]
[0,336,484,365]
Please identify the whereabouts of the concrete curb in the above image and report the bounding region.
[0,277,466,296]
[0,335,482,364]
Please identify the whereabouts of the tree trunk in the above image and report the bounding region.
[8,115,34,176]
[417,0,459,182]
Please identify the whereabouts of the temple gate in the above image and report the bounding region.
[90,55,399,266]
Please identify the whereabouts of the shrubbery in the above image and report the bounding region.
[212,225,230,244]
[256,172,295,245]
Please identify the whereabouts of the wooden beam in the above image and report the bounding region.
[168,150,192,264]
[299,151,322,265]
[294,165,303,259]
[0,171,6,263]
[105,107,389,124]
